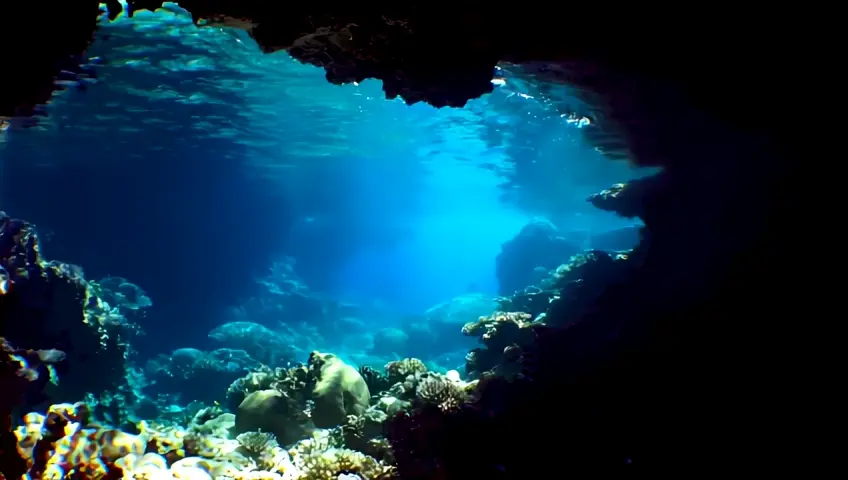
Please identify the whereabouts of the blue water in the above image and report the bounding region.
[0,5,648,369]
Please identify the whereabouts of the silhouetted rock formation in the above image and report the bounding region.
[495,219,581,296]
[0,212,130,405]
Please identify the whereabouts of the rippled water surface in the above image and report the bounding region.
[0,5,650,331]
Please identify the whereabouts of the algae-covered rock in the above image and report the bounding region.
[235,389,308,446]
[307,351,370,428]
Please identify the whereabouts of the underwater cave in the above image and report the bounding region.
[0,3,797,479]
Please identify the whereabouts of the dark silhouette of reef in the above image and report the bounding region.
[0,212,135,478]
[1,4,802,478]
[0,212,129,402]
[495,219,582,296]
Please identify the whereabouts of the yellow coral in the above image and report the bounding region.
[15,403,145,480]
[138,421,187,459]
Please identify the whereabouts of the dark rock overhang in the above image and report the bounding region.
[2,3,787,170]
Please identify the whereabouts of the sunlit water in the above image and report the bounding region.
[0,5,649,361]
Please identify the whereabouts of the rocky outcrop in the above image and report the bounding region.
[495,219,582,296]
[0,212,130,406]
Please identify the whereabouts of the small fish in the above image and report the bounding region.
[36,348,67,364]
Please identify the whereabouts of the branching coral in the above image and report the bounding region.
[414,375,468,413]
[237,431,279,469]
[292,446,396,480]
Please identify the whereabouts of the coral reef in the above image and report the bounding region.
[6,349,452,480]
[413,375,468,413]
[236,431,279,469]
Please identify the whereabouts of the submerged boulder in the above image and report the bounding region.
[495,219,582,295]
[308,351,370,428]
[235,389,308,446]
